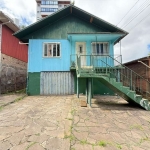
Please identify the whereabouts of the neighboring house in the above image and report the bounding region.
[124,56,150,93]
[36,0,71,20]
[0,11,28,94]
[14,5,150,110]
[124,56,150,81]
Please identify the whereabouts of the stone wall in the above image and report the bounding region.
[1,53,27,94]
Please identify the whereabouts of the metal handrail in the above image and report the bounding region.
[74,54,150,100]
[107,55,150,84]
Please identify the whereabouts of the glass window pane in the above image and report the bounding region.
[53,44,56,56]
[96,43,100,54]
[92,43,96,54]
[103,43,108,54]
[100,44,103,54]
[57,44,60,56]
[47,44,52,56]
[44,44,47,56]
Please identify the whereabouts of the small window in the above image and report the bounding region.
[79,45,83,53]
[92,42,109,55]
[43,43,60,57]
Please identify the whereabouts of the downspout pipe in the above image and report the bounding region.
[19,41,29,45]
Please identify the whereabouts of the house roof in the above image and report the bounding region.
[14,5,128,41]
[0,11,20,32]
[124,56,150,65]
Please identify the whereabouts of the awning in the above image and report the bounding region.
[68,33,126,44]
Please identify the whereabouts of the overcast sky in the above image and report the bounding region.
[0,0,150,63]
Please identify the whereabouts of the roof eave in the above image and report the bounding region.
[0,11,20,32]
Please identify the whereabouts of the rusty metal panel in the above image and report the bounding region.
[40,72,74,95]
[2,25,28,62]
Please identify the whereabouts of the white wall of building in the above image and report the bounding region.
[35,0,71,20]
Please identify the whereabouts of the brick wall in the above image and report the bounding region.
[125,60,149,80]
[125,59,150,93]
[1,53,27,93]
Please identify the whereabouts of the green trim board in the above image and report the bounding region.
[27,72,40,95]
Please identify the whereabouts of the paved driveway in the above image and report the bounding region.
[0,95,150,150]
[0,96,72,150]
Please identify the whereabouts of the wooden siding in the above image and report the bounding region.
[2,25,28,62]
[28,39,71,72]
[24,15,105,40]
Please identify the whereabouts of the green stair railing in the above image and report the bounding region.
[105,55,150,101]
[74,54,150,101]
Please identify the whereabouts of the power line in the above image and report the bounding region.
[129,11,150,31]
[123,0,149,25]
[121,0,150,28]
[122,3,150,28]
[116,0,140,26]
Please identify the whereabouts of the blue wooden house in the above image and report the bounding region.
[14,5,150,110]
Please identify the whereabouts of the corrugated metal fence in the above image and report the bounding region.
[40,72,74,95]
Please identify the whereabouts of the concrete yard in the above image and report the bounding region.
[0,95,150,150]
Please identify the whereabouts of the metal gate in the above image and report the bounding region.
[40,72,74,95]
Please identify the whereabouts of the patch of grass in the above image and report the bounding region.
[71,109,76,115]
[80,140,89,145]
[97,141,107,147]
[130,124,143,130]
[2,89,26,95]
[85,117,89,121]
[71,148,75,150]
[140,136,150,144]
[15,89,26,94]
[0,94,26,112]
[0,106,3,111]
[64,135,76,141]
[15,95,27,102]
[35,133,40,136]
[26,142,37,150]
[66,118,73,121]
[116,144,122,149]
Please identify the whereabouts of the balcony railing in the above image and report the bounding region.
[70,54,122,69]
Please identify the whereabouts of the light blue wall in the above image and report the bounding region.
[70,38,114,67]
[70,36,114,55]
[28,36,115,72]
[28,39,71,72]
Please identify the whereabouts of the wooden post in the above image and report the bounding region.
[92,78,94,98]
[88,78,92,107]
[86,78,88,103]
[77,77,79,98]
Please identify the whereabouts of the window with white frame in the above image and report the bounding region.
[43,43,60,57]
[91,42,109,55]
